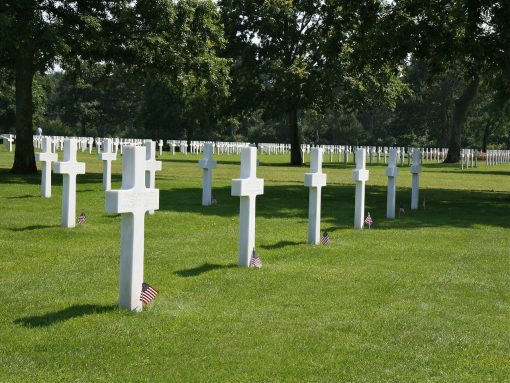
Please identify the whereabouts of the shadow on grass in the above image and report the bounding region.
[174,263,237,277]
[14,304,116,328]
[159,184,510,229]
[10,224,60,232]
[6,194,36,199]
[261,240,307,250]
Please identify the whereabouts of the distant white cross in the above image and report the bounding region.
[35,137,58,198]
[144,140,162,215]
[199,143,217,206]
[53,138,86,228]
[352,148,369,229]
[386,148,399,219]
[304,148,327,244]
[410,148,421,210]
[3,134,14,152]
[98,138,117,191]
[105,145,159,312]
[231,147,264,267]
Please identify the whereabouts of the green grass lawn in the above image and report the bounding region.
[1,147,509,382]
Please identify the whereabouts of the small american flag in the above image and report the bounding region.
[250,249,262,268]
[399,206,405,217]
[140,283,158,304]
[320,231,330,245]
[364,212,373,228]
[77,212,87,224]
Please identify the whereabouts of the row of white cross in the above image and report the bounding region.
[33,139,422,312]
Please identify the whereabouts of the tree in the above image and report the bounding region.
[220,0,405,165]
[0,0,229,173]
[393,0,510,161]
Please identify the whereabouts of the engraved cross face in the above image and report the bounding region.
[231,147,264,198]
[36,137,57,163]
[53,138,86,176]
[106,146,159,216]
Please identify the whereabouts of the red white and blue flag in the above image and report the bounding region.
[250,249,262,268]
[77,212,87,224]
[320,231,330,245]
[140,283,158,304]
[364,212,373,229]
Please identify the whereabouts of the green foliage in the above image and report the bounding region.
[220,0,407,163]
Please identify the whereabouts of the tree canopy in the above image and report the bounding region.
[0,0,509,171]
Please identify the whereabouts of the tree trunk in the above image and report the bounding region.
[288,108,302,165]
[444,77,479,163]
[482,122,491,152]
[11,51,37,174]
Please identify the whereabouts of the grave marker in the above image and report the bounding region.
[198,143,217,206]
[411,148,421,210]
[231,147,264,267]
[144,140,162,215]
[98,138,117,191]
[105,146,159,311]
[35,136,58,198]
[352,148,369,229]
[53,138,86,228]
[386,148,399,219]
[304,148,327,244]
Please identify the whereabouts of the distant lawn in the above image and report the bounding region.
[0,147,509,382]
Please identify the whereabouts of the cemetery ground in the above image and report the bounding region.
[1,148,509,382]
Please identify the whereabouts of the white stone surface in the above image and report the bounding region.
[198,143,217,206]
[231,147,264,267]
[98,138,117,191]
[411,148,421,210]
[3,134,14,152]
[53,138,86,228]
[385,148,399,219]
[144,140,162,215]
[105,145,159,312]
[35,137,58,198]
[158,140,163,156]
[304,148,327,244]
[352,148,369,229]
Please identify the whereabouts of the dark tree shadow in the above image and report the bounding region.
[10,224,60,232]
[261,240,307,250]
[159,183,510,230]
[174,263,237,277]
[6,194,36,199]
[14,304,116,328]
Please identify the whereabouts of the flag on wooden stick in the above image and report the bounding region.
[77,212,87,224]
[364,212,373,229]
[250,249,262,268]
[140,283,158,304]
[320,231,330,245]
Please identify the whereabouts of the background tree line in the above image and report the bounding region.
[1,0,509,172]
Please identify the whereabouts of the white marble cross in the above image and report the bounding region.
[386,148,399,219]
[3,134,14,152]
[304,148,327,244]
[144,140,162,215]
[158,140,163,156]
[53,138,86,228]
[105,145,159,312]
[198,143,217,206]
[35,137,58,198]
[411,148,421,210]
[231,147,264,267]
[352,148,369,229]
[98,138,117,191]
